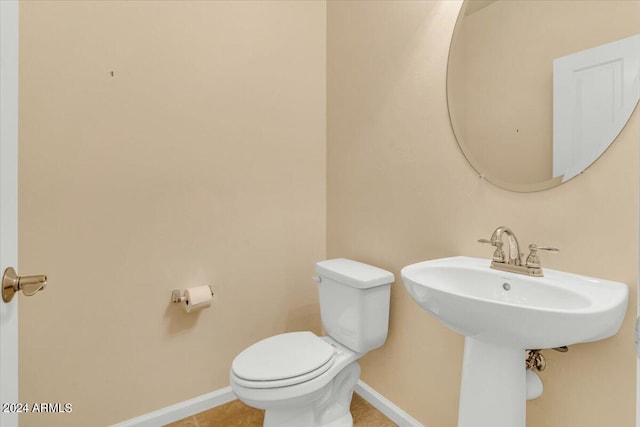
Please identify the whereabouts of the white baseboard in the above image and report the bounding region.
[110,387,236,427]
[112,381,423,427]
[355,380,424,427]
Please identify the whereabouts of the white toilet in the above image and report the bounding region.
[230,258,395,427]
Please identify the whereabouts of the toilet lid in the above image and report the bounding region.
[232,332,336,383]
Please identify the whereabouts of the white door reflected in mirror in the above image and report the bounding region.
[553,35,640,183]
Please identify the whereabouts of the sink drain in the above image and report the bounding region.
[503,283,511,291]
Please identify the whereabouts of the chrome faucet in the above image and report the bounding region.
[479,226,558,277]
[479,226,523,266]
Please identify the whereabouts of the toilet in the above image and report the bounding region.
[230,258,395,427]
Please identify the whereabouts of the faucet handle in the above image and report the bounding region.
[478,238,505,247]
[526,244,558,269]
[528,244,559,253]
[479,238,505,263]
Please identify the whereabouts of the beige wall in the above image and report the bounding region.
[18,1,640,426]
[18,1,325,426]
[328,1,637,426]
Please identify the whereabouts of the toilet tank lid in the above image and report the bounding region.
[315,258,395,289]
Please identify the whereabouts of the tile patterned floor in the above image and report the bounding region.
[165,393,398,427]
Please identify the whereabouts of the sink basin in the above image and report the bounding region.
[401,256,628,349]
[401,256,628,427]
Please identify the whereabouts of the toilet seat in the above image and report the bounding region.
[231,331,337,389]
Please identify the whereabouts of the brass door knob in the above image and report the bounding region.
[2,267,47,303]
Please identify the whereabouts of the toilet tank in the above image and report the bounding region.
[315,258,395,353]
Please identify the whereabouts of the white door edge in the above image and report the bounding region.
[0,2,20,427]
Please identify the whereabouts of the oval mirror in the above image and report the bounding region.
[447,0,640,192]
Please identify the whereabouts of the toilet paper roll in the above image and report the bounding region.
[184,286,212,313]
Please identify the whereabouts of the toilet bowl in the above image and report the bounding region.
[231,333,362,427]
[229,259,395,427]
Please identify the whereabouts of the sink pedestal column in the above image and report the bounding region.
[458,337,526,427]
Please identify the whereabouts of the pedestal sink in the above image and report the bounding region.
[401,256,628,427]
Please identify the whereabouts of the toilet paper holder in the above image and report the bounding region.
[171,286,214,303]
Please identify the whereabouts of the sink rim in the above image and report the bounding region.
[401,256,629,348]
[401,256,628,316]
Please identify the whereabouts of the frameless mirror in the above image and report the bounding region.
[447,0,640,192]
